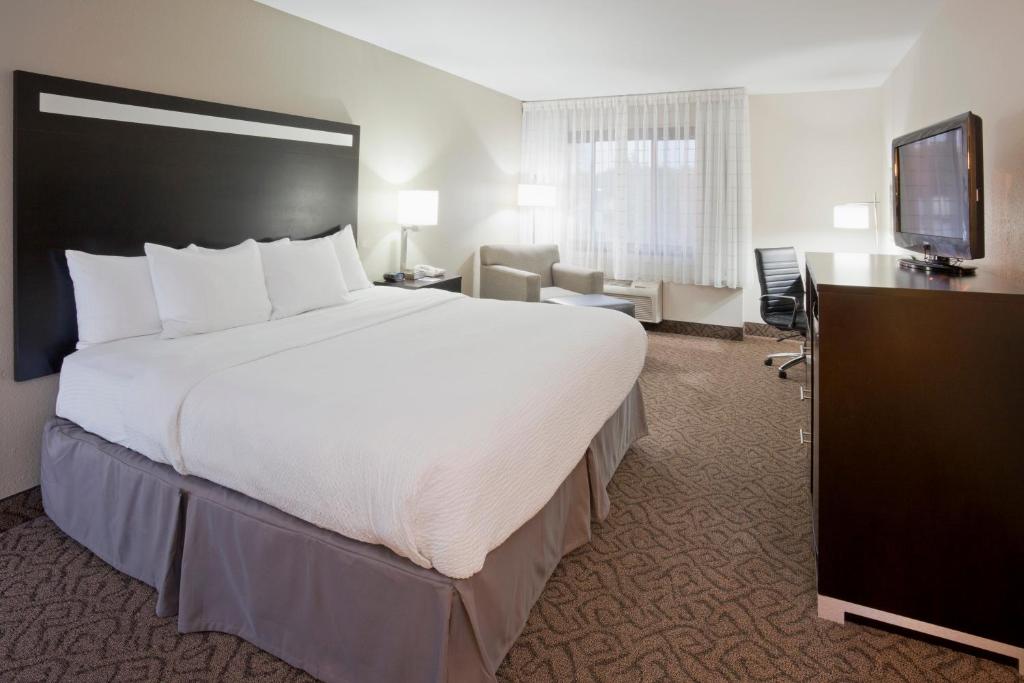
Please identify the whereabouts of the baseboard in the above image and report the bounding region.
[743,322,784,338]
[0,486,44,534]
[645,320,743,341]
[818,594,1023,676]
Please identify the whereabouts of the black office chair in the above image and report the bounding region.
[754,247,807,379]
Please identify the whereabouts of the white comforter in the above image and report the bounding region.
[57,288,647,578]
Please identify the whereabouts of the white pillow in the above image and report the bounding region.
[188,238,289,253]
[259,237,350,319]
[145,239,272,339]
[65,251,162,348]
[329,225,373,291]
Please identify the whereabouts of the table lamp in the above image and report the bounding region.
[397,190,439,274]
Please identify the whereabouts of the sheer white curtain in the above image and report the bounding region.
[520,89,751,288]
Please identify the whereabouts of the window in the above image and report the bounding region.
[521,90,750,288]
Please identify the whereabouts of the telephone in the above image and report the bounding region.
[413,264,446,278]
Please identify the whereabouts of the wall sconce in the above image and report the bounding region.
[834,194,881,250]
[833,203,872,230]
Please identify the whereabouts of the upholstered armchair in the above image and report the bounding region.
[479,244,603,302]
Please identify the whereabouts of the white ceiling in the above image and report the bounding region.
[257,0,943,101]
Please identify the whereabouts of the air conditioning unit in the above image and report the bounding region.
[603,279,663,323]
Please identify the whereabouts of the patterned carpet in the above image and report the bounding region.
[0,331,1015,682]
[0,488,43,535]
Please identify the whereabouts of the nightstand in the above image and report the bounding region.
[374,273,463,293]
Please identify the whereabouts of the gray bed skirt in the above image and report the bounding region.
[40,383,646,683]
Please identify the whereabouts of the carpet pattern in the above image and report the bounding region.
[0,488,43,535]
[0,332,1015,681]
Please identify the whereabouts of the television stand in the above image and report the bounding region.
[898,255,976,276]
[806,252,1024,673]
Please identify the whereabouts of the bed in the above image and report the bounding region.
[45,286,647,681]
[16,71,649,682]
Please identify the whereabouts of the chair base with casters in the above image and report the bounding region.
[763,337,806,379]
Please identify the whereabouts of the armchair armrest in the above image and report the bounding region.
[759,293,801,328]
[480,264,541,302]
[552,263,603,295]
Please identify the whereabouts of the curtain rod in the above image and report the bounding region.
[522,85,746,105]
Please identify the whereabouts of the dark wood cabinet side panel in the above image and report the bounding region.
[808,268,821,555]
[815,287,1024,646]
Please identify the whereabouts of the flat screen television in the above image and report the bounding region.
[892,111,983,275]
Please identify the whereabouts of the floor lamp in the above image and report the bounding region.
[517,184,556,243]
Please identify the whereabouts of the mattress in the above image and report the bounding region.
[57,285,647,578]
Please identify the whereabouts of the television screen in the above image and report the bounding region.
[897,128,969,240]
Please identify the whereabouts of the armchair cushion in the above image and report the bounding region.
[479,244,559,287]
[480,264,541,302]
[552,262,603,295]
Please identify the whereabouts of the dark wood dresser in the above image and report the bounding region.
[805,252,1024,673]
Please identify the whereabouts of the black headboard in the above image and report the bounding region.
[13,71,360,381]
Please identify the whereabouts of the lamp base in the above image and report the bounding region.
[399,226,409,274]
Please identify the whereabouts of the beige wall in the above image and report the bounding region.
[0,0,521,498]
[744,88,885,323]
[881,0,1024,283]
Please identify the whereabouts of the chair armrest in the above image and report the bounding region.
[480,264,541,302]
[759,294,800,328]
[552,263,603,295]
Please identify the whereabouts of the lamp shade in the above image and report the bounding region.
[833,203,871,230]
[518,184,556,208]
[397,190,439,226]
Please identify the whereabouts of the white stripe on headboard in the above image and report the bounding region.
[39,93,353,147]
